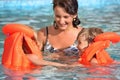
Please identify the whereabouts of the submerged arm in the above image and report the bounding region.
[26,54,68,67]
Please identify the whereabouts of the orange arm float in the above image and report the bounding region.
[78,40,113,65]
[94,32,120,43]
[2,23,43,71]
[2,23,34,38]
[96,50,114,65]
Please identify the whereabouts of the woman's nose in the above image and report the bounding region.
[59,18,65,24]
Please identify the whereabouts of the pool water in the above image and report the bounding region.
[0,0,120,80]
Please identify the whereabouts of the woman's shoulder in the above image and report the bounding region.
[37,25,53,38]
[38,25,53,32]
[76,26,83,33]
[77,26,83,29]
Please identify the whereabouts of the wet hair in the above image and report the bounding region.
[52,0,80,28]
[78,27,104,43]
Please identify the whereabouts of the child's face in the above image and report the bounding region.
[78,34,89,52]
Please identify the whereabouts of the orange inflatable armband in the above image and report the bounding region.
[79,40,113,65]
[2,23,42,71]
[96,50,114,65]
[94,32,120,43]
[2,23,34,38]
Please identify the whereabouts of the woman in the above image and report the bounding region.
[27,0,83,66]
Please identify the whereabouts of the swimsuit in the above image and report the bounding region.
[44,39,79,57]
[43,27,83,57]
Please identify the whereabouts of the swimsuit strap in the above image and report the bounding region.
[43,27,49,50]
[45,26,48,43]
[46,27,48,39]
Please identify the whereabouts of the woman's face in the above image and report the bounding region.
[54,6,75,30]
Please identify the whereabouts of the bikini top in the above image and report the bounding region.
[43,27,83,57]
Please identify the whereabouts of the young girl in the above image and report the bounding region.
[77,27,104,53]
[77,27,104,65]
[77,27,115,65]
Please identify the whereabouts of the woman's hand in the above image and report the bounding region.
[26,54,68,67]
[69,62,83,67]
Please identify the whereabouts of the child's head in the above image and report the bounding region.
[78,27,103,52]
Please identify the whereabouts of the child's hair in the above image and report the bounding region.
[78,27,104,43]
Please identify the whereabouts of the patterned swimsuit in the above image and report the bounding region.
[43,27,82,57]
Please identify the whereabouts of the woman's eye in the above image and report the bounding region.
[55,15,60,18]
[64,16,69,18]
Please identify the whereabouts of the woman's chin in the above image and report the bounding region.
[59,26,68,30]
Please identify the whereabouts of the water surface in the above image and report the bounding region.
[0,0,120,80]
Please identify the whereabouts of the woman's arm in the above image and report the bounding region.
[31,29,68,67]
[26,54,68,67]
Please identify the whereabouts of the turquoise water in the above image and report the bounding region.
[0,0,120,80]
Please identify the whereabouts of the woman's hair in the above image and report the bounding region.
[78,27,104,43]
[52,0,80,28]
